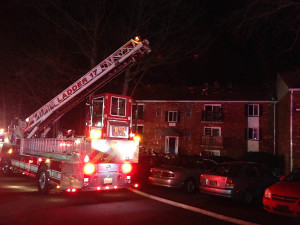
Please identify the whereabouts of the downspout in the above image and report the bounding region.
[290,90,294,172]
[273,102,276,155]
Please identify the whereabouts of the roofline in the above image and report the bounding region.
[135,100,278,103]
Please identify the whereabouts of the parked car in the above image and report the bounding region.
[148,155,224,193]
[263,168,300,217]
[199,162,278,204]
[239,152,283,177]
[132,155,169,185]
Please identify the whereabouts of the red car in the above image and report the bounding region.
[263,168,300,217]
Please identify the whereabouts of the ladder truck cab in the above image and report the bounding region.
[1,37,150,194]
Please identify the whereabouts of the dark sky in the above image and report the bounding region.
[1,0,300,125]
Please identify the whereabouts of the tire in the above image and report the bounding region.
[37,166,50,194]
[0,158,11,176]
[184,178,196,193]
[243,190,254,204]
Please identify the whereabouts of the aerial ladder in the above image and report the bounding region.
[3,37,151,194]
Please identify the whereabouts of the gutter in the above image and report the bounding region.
[290,90,294,172]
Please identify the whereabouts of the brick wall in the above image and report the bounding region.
[134,100,275,160]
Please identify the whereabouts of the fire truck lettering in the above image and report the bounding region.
[62,93,68,99]
[89,69,97,78]
[67,89,72,95]
[82,77,88,84]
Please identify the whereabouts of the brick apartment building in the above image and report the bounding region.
[131,72,300,174]
[277,71,300,173]
[133,99,276,160]
[132,82,276,159]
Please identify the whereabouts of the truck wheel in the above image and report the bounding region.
[184,178,196,193]
[0,158,11,176]
[37,166,50,194]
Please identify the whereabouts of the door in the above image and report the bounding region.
[165,136,178,154]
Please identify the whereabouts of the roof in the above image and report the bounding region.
[133,82,275,101]
[279,69,300,89]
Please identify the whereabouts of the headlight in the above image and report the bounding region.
[264,188,272,199]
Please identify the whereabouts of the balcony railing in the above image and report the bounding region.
[201,136,223,148]
[202,109,224,122]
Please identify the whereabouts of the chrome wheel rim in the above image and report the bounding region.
[39,172,46,189]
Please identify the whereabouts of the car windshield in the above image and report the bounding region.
[212,164,242,176]
[284,168,300,182]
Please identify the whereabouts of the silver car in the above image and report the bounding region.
[148,155,219,193]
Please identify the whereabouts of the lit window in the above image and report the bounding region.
[246,128,260,140]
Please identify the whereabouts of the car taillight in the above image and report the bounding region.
[225,177,234,187]
[67,188,77,193]
[121,163,132,174]
[264,188,272,199]
[200,175,205,184]
[83,163,96,175]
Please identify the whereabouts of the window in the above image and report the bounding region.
[202,104,223,121]
[155,130,161,140]
[133,125,144,134]
[111,97,126,116]
[246,104,262,117]
[205,104,221,113]
[184,131,191,140]
[165,111,180,122]
[133,104,144,119]
[156,108,162,117]
[185,108,191,117]
[92,97,104,127]
[204,127,221,136]
[245,128,261,140]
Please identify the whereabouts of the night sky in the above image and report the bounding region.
[1,0,300,126]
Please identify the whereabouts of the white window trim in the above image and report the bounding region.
[168,111,178,122]
[248,104,259,117]
[204,126,221,136]
[204,104,221,110]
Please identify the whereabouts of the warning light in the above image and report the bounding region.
[90,129,102,139]
[134,183,139,188]
[133,135,140,142]
[121,163,132,174]
[8,149,13,154]
[83,163,96,175]
[133,36,141,43]
[84,155,90,163]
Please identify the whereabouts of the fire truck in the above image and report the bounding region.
[1,37,151,194]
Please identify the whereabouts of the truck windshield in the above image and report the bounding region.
[111,97,126,116]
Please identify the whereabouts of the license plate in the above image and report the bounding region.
[277,204,289,211]
[210,180,217,186]
[104,177,113,184]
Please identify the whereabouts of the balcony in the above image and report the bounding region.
[202,109,224,122]
[201,136,223,148]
